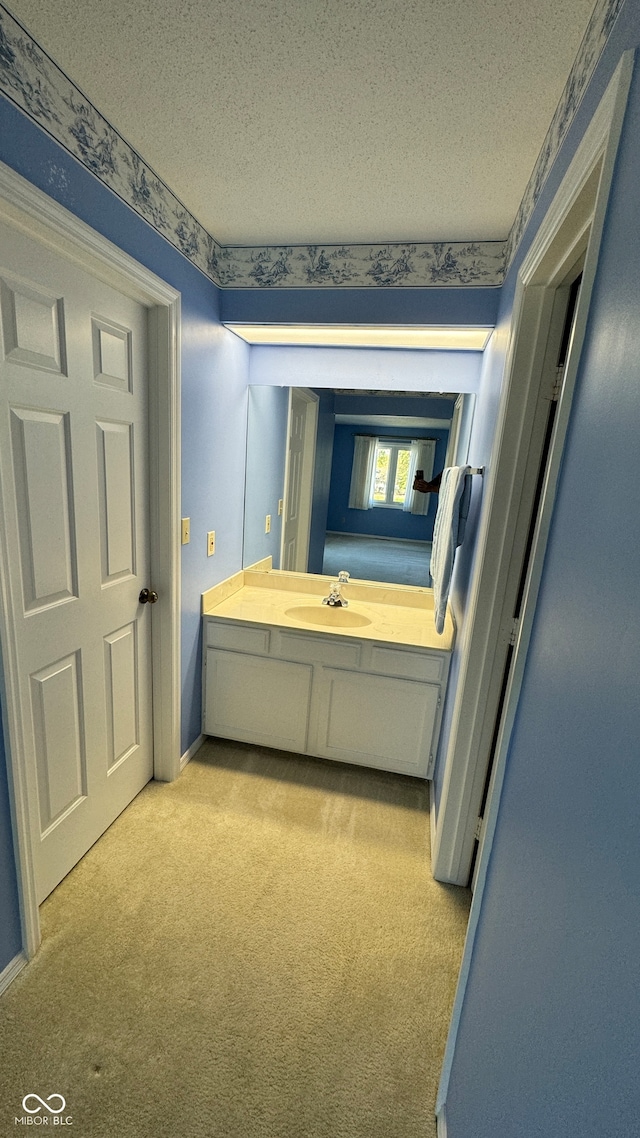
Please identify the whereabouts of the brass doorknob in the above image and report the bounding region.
[139,588,158,604]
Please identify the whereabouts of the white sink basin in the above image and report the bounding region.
[284,604,372,629]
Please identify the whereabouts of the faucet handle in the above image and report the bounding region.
[338,570,350,583]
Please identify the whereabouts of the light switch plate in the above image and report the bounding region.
[207,530,215,556]
[265,514,271,534]
[181,517,190,545]
[278,499,284,515]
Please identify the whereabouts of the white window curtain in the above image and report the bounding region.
[348,434,377,510]
[403,438,436,515]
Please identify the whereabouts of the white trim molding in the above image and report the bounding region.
[435,1105,448,1137]
[0,950,27,997]
[0,159,182,958]
[181,734,205,770]
[429,781,438,860]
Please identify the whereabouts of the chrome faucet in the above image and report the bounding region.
[322,570,350,607]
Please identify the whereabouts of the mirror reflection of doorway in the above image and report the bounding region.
[244,388,475,587]
[321,392,472,586]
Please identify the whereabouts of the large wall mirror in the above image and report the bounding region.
[243,388,475,588]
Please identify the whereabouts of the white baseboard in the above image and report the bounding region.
[429,780,437,859]
[0,951,27,997]
[180,733,204,770]
[436,1105,447,1137]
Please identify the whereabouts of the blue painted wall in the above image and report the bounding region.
[443,12,640,1135]
[332,394,457,420]
[177,314,250,752]
[326,424,449,540]
[222,286,500,327]
[243,385,289,568]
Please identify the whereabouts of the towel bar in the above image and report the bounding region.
[469,466,485,476]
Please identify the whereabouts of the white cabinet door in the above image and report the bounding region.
[315,669,440,776]
[0,221,153,902]
[205,649,312,753]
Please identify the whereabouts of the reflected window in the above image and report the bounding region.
[372,441,412,507]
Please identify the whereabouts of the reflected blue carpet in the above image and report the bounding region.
[322,532,432,587]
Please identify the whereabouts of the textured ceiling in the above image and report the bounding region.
[7,0,598,246]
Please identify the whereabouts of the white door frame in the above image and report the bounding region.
[435,51,633,1129]
[431,54,633,889]
[0,162,181,959]
[443,394,463,467]
[280,387,319,572]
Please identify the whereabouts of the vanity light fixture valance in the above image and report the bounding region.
[223,325,493,351]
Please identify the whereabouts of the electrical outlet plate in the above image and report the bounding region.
[207,531,215,556]
[265,514,271,534]
[278,499,283,516]
[181,517,190,545]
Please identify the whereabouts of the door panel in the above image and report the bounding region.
[31,651,85,833]
[0,220,153,902]
[0,276,67,374]
[96,419,136,581]
[91,316,131,392]
[10,407,77,609]
[104,622,139,770]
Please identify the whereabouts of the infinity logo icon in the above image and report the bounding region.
[22,1094,66,1114]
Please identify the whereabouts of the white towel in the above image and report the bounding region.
[430,466,471,634]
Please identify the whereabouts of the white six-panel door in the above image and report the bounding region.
[0,220,153,902]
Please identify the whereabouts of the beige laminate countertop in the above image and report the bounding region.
[202,570,454,652]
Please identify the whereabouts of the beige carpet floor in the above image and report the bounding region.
[0,739,470,1138]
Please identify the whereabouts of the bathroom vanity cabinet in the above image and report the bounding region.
[202,616,450,779]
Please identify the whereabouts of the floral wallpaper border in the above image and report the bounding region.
[505,0,626,266]
[0,0,624,289]
[213,240,505,288]
[0,4,225,283]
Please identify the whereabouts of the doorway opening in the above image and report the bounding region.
[431,54,632,891]
[470,265,583,888]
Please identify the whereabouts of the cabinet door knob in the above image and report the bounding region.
[139,588,159,604]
